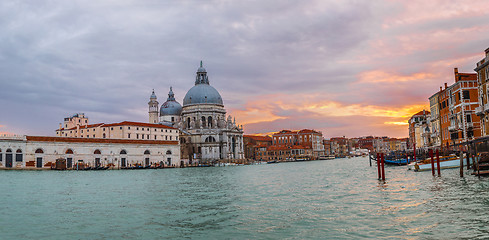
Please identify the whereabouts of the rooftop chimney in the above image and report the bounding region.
[440,86,442,92]
[444,83,448,89]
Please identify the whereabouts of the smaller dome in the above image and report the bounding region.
[160,87,182,116]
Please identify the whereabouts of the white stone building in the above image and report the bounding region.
[151,62,245,163]
[0,135,181,169]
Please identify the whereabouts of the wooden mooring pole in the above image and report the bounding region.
[460,150,464,178]
[436,149,441,177]
[430,149,435,176]
[381,153,385,181]
[377,153,381,179]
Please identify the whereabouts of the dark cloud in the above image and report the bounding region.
[0,0,488,138]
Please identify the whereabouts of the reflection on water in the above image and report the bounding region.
[1,157,489,239]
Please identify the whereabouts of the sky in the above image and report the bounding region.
[1,0,488,139]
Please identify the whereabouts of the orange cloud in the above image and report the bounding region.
[229,93,429,135]
[357,70,435,84]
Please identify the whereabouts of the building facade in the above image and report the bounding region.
[446,68,480,145]
[408,110,430,149]
[150,62,245,163]
[475,48,489,136]
[0,135,181,169]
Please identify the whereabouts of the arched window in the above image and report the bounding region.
[16,149,23,162]
[94,149,101,155]
[103,133,106,138]
[208,116,212,128]
[65,149,73,154]
[120,150,127,154]
[6,149,12,153]
[166,150,172,155]
[205,136,216,142]
[187,117,191,128]
[144,150,150,155]
[35,149,44,154]
[201,116,206,127]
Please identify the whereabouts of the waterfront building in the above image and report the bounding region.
[0,135,180,169]
[150,62,245,163]
[445,68,480,145]
[439,83,451,148]
[265,144,313,161]
[243,135,272,160]
[428,92,441,147]
[271,129,325,159]
[323,139,331,155]
[330,137,349,157]
[56,115,179,142]
[408,110,430,149]
[475,47,489,136]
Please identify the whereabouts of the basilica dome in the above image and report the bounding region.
[160,87,182,116]
[183,62,223,106]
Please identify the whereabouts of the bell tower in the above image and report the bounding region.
[148,89,159,123]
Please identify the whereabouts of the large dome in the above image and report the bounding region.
[183,84,223,106]
[160,87,183,116]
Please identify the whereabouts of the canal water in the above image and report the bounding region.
[1,157,489,239]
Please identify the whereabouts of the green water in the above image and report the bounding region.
[1,157,489,239]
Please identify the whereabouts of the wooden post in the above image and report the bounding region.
[381,153,385,181]
[430,149,435,176]
[377,153,381,179]
[414,142,417,162]
[436,149,441,177]
[406,153,409,164]
[369,153,372,166]
[466,147,470,170]
[460,151,464,177]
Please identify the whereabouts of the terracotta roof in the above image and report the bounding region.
[58,121,177,131]
[244,135,272,141]
[26,136,178,145]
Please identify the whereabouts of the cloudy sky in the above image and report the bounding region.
[1,0,488,138]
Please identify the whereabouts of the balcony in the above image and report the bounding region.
[476,106,484,115]
[466,122,474,129]
[448,125,458,132]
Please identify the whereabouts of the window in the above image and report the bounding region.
[128,133,131,138]
[136,134,139,139]
[94,149,101,155]
[103,128,105,131]
[35,148,44,154]
[66,149,74,154]
[154,135,157,140]
[16,149,23,162]
[128,127,131,130]
[147,135,150,140]
[170,136,172,140]
[165,136,168,140]
[111,127,113,130]
[467,114,472,123]
[120,127,122,130]
[137,127,139,130]
[144,150,150,155]
[463,90,470,100]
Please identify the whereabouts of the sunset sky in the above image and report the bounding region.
[1,0,488,138]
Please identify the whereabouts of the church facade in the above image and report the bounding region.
[150,62,245,163]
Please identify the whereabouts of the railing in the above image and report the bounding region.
[0,134,25,140]
[476,106,484,115]
[448,125,457,131]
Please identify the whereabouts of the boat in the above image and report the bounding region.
[318,155,335,160]
[408,155,470,172]
[384,158,410,166]
[267,160,279,164]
